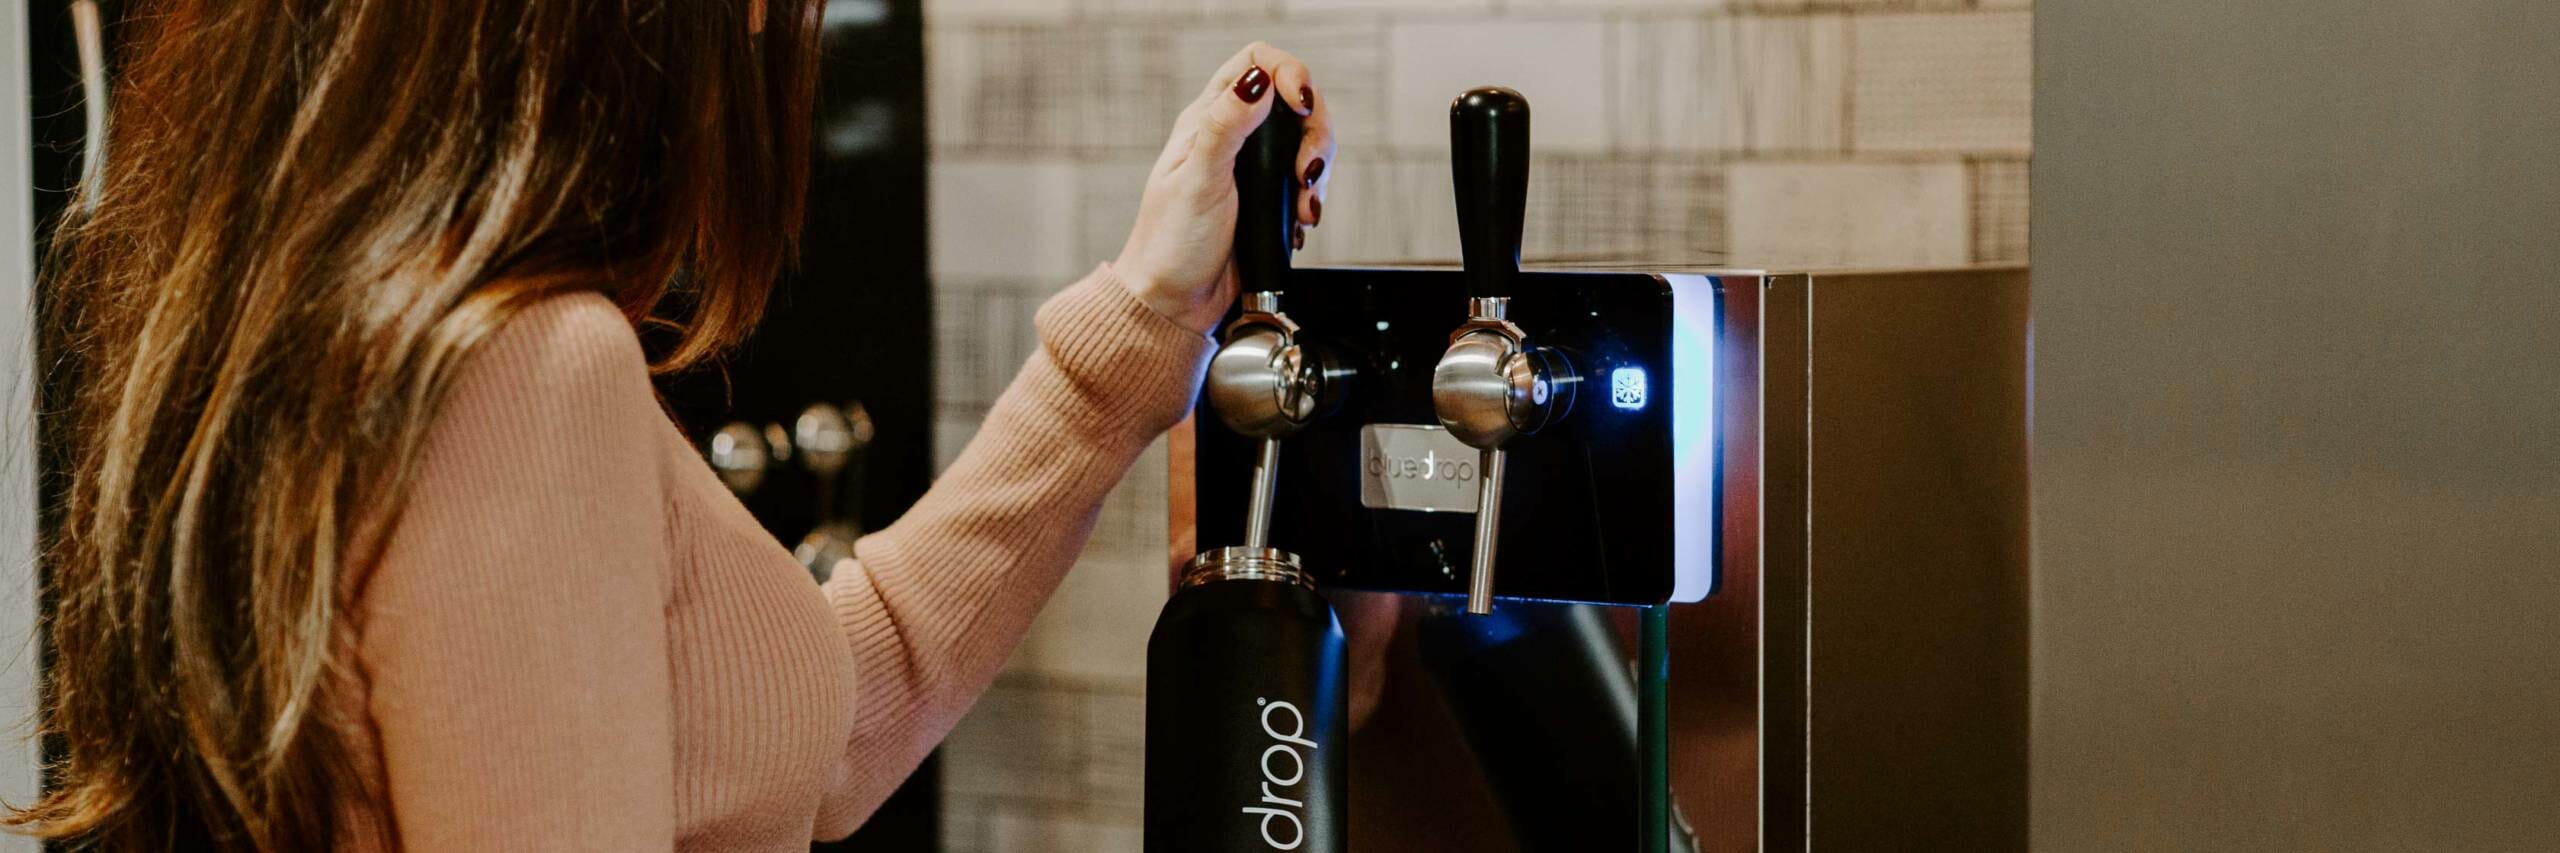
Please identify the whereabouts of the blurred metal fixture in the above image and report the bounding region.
[794,402,877,582]
[705,422,772,495]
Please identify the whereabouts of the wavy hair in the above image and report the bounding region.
[9,1,819,847]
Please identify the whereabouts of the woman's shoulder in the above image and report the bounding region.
[433,289,659,439]
[471,290,647,383]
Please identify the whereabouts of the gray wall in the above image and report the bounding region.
[2,0,49,839]
[2033,2,2560,849]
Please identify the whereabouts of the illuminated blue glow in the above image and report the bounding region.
[1610,367,1649,410]
[1665,275,1718,603]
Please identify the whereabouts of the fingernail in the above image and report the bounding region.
[1292,225,1307,251]
[1308,196,1323,226]
[1298,85,1315,115]
[1232,66,1270,104]
[1303,158,1326,189]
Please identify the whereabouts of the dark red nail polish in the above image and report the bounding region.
[1299,85,1315,114]
[1233,66,1270,103]
[1292,225,1306,251]
[1303,158,1326,188]
[1308,196,1323,226]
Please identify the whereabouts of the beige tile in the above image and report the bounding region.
[925,0,1077,23]
[1074,28,1188,152]
[1725,159,1969,266]
[1525,153,1726,263]
[1850,11,2032,153]
[1386,19,1611,151]
[1510,0,1737,10]
[1075,0,1200,18]
[1970,156,2029,264]
[1083,689,1147,806]
[1306,151,1724,266]
[940,793,994,853]
[1612,13,1850,154]
[1194,0,1284,23]
[1815,0,1973,9]
[931,286,1041,416]
[925,26,985,150]
[1292,153,1461,265]
[1004,444,1169,683]
[988,805,1144,853]
[942,683,1097,800]
[1177,23,1392,149]
[929,24,1186,154]
[932,416,979,473]
[941,680,1146,850]
[1098,454,1172,570]
[1285,0,1491,16]
[1077,158,1157,271]
[930,158,1086,282]
[926,24,1082,152]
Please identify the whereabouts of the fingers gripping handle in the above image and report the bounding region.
[1451,87,1530,301]
[1234,100,1304,297]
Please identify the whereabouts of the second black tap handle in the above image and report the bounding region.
[1234,99,1304,296]
[1451,87,1530,301]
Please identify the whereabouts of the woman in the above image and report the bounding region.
[13,0,1336,849]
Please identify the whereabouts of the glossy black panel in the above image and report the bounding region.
[1192,268,1700,606]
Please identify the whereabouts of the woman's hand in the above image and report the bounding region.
[1114,43,1336,335]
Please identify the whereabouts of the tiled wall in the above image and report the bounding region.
[925,1,2029,849]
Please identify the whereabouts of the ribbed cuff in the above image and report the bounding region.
[1031,263,1215,439]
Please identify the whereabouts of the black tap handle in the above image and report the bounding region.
[1450,87,1530,301]
[1233,101,1304,297]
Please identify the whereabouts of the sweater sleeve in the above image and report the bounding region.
[356,294,679,850]
[813,264,1213,836]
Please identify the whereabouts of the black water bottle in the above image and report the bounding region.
[1146,82,1346,853]
[1146,548,1347,853]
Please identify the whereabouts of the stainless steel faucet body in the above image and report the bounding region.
[1201,291,1347,553]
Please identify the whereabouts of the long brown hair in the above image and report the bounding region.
[11,1,819,847]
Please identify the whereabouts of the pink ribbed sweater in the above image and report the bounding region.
[345,266,1209,849]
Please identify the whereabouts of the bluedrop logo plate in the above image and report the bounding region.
[1357,424,1480,513]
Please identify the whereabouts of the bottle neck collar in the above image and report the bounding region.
[1180,546,1316,590]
